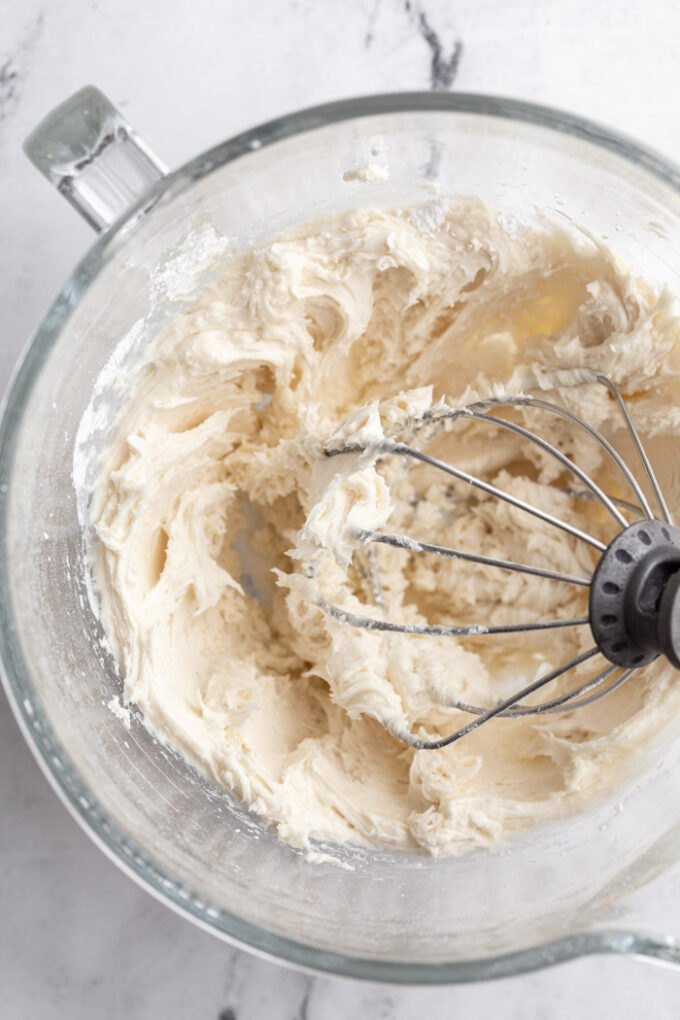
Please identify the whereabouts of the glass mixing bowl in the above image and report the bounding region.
[4,88,680,983]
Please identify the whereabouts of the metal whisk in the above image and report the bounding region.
[313,370,680,750]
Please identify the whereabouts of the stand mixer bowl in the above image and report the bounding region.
[4,87,680,982]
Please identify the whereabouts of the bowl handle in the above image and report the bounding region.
[23,85,167,233]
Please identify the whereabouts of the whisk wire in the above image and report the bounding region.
[315,597,589,637]
[558,487,644,518]
[388,443,607,552]
[461,392,655,519]
[443,408,629,528]
[549,661,651,712]
[499,661,619,716]
[433,659,620,717]
[358,529,592,586]
[595,372,672,525]
[406,647,601,750]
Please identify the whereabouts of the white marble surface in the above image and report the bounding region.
[2,0,680,1015]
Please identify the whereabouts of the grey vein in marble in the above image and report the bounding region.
[0,11,44,127]
[364,0,382,47]
[0,61,20,123]
[405,0,463,89]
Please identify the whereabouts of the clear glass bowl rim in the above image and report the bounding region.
[3,90,680,984]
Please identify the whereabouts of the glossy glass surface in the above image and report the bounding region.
[4,93,680,982]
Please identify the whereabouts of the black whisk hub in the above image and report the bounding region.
[590,520,680,669]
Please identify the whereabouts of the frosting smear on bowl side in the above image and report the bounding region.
[92,203,680,856]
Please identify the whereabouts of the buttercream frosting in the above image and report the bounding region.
[92,202,680,855]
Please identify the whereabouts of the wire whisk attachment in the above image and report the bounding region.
[308,371,679,750]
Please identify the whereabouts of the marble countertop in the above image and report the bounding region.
[3,0,680,1015]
